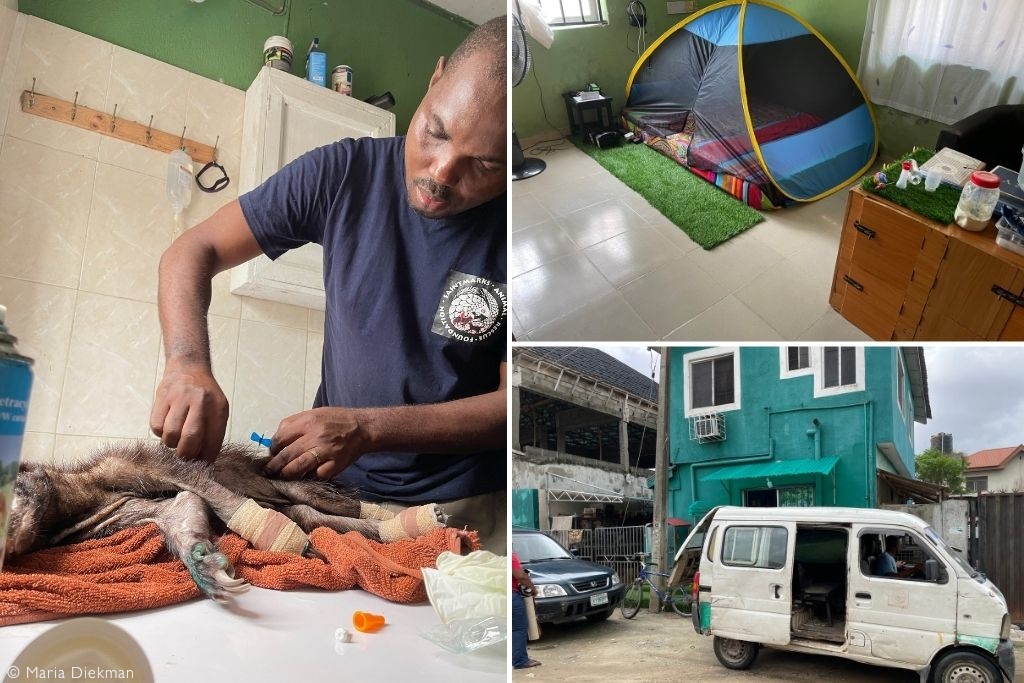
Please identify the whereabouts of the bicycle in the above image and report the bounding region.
[620,554,692,619]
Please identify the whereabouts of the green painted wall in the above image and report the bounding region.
[18,0,472,133]
[666,347,918,522]
[513,0,871,141]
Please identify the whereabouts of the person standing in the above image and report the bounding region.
[512,552,541,669]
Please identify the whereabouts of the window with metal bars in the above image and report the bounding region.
[537,0,606,26]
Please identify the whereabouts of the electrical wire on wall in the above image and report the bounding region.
[626,0,648,56]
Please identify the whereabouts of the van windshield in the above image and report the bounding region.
[924,527,979,579]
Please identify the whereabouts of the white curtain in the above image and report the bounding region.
[858,0,1024,124]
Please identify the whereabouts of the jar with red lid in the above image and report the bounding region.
[954,170,1001,231]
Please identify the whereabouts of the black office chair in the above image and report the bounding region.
[935,104,1024,171]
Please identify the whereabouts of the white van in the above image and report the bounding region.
[670,506,1015,683]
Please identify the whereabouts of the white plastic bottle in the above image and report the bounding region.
[166,148,194,230]
[1018,144,1024,192]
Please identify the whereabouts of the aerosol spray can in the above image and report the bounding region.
[0,304,33,572]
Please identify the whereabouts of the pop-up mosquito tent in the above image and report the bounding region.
[623,0,877,210]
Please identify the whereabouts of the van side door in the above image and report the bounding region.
[709,521,795,646]
[847,526,957,668]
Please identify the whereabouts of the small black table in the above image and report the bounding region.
[562,92,615,138]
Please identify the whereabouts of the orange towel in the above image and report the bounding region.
[0,523,479,627]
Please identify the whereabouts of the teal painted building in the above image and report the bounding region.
[667,346,931,523]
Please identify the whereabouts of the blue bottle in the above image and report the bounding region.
[0,304,33,572]
[306,37,327,88]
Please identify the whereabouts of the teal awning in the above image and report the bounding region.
[702,456,840,482]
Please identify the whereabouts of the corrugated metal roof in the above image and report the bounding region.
[523,347,659,401]
[702,455,841,481]
[966,445,1024,470]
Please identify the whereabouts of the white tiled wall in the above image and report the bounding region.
[0,15,324,464]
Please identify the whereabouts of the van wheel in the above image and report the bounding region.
[933,650,1001,683]
[713,636,759,670]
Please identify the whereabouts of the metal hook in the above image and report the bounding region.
[29,77,36,108]
[71,91,79,121]
[212,135,220,161]
[110,103,117,132]
[179,126,186,151]
[146,115,153,144]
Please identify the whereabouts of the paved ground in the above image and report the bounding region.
[514,610,1024,683]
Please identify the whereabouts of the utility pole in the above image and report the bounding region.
[650,346,669,612]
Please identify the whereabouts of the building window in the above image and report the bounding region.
[779,346,813,379]
[537,0,606,26]
[684,347,741,417]
[814,346,864,398]
[824,347,856,387]
[966,476,988,493]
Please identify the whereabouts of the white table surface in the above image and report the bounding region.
[0,587,508,681]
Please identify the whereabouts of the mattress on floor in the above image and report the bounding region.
[622,101,827,210]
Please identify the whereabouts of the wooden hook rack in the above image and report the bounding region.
[20,88,217,164]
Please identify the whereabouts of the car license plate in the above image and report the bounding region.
[590,592,608,607]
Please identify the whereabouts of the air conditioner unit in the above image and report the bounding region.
[690,412,726,443]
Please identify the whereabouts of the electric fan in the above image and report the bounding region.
[511,6,545,181]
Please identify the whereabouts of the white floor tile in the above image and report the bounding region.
[559,198,649,249]
[665,296,784,341]
[530,291,657,341]
[509,144,856,341]
[619,257,728,338]
[510,252,615,333]
[583,227,683,287]
[734,260,834,339]
[509,219,579,278]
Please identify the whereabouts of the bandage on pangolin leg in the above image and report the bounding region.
[377,504,448,542]
[227,498,308,554]
[358,501,395,521]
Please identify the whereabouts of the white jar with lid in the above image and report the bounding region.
[954,170,1001,231]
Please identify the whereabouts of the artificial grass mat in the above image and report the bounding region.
[860,147,960,225]
[572,137,764,249]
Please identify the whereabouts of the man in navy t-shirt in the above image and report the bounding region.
[149,18,507,551]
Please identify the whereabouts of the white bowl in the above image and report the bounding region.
[3,618,153,683]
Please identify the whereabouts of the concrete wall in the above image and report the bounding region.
[883,499,969,563]
[512,448,652,530]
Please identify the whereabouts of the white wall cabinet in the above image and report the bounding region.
[230,67,396,310]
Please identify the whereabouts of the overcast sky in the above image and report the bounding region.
[598,345,1024,456]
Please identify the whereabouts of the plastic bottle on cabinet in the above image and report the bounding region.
[954,170,1001,232]
[1018,144,1024,191]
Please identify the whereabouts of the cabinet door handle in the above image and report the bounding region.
[854,221,876,239]
[992,285,1024,307]
[843,275,864,292]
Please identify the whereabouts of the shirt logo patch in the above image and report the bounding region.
[432,270,506,343]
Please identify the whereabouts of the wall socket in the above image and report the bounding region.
[666,0,696,13]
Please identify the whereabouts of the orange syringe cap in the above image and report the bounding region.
[353,611,386,633]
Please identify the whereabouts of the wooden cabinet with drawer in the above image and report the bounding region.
[830,187,1024,340]
[830,188,946,340]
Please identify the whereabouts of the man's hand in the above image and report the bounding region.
[150,361,229,463]
[263,407,371,480]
